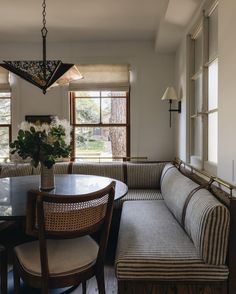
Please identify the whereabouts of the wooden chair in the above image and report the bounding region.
[0,245,7,294]
[13,181,116,294]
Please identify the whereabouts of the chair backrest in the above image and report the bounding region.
[26,181,116,239]
[26,182,116,279]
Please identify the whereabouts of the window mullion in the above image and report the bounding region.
[99,91,102,124]
[202,13,210,165]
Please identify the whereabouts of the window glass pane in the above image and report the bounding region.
[209,7,218,60]
[192,74,202,114]
[0,127,9,160]
[74,91,100,97]
[0,92,11,98]
[208,60,218,110]
[75,127,126,158]
[194,31,203,73]
[102,98,126,124]
[0,99,11,124]
[192,117,202,157]
[208,112,218,163]
[101,91,126,97]
[75,98,100,124]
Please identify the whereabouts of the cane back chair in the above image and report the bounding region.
[13,181,116,294]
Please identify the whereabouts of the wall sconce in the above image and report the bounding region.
[161,86,181,127]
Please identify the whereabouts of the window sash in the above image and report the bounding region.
[70,91,130,160]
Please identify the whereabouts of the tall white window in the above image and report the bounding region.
[207,4,218,166]
[188,1,218,174]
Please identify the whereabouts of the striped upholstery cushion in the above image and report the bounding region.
[185,189,230,265]
[72,162,124,182]
[0,163,33,177]
[53,162,70,174]
[32,165,41,175]
[114,189,163,208]
[161,164,199,225]
[115,201,229,281]
[126,162,166,189]
[32,162,70,175]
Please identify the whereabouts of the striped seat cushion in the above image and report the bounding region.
[126,162,166,189]
[114,189,163,208]
[185,188,230,265]
[160,163,199,225]
[0,163,33,177]
[71,162,124,182]
[115,201,229,281]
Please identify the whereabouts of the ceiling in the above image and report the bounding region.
[0,0,203,52]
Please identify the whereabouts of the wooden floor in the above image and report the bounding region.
[5,264,117,294]
[71,265,117,294]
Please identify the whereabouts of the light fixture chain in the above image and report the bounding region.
[41,0,48,78]
[41,0,48,37]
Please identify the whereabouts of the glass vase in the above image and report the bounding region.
[40,163,55,191]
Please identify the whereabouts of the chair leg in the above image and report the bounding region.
[0,248,7,294]
[13,264,21,294]
[82,280,86,294]
[41,286,49,294]
[96,269,105,294]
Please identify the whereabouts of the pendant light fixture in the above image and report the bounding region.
[0,0,82,94]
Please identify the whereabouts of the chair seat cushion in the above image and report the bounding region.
[115,201,229,281]
[15,236,98,277]
[115,189,163,208]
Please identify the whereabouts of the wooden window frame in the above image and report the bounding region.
[0,94,12,161]
[70,91,130,161]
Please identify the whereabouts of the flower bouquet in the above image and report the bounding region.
[10,117,71,190]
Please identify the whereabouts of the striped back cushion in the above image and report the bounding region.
[126,162,166,189]
[32,162,71,175]
[32,165,40,175]
[53,162,70,174]
[185,188,230,265]
[0,163,33,177]
[161,163,199,224]
[72,162,124,182]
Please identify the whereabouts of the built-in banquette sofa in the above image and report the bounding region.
[0,161,166,209]
[0,160,235,294]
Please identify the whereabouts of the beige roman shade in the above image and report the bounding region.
[0,66,10,92]
[69,64,130,91]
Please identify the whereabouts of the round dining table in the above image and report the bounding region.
[0,174,128,220]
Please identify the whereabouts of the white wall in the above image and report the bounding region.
[218,0,236,184]
[174,0,236,184]
[1,41,175,161]
[174,38,188,162]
